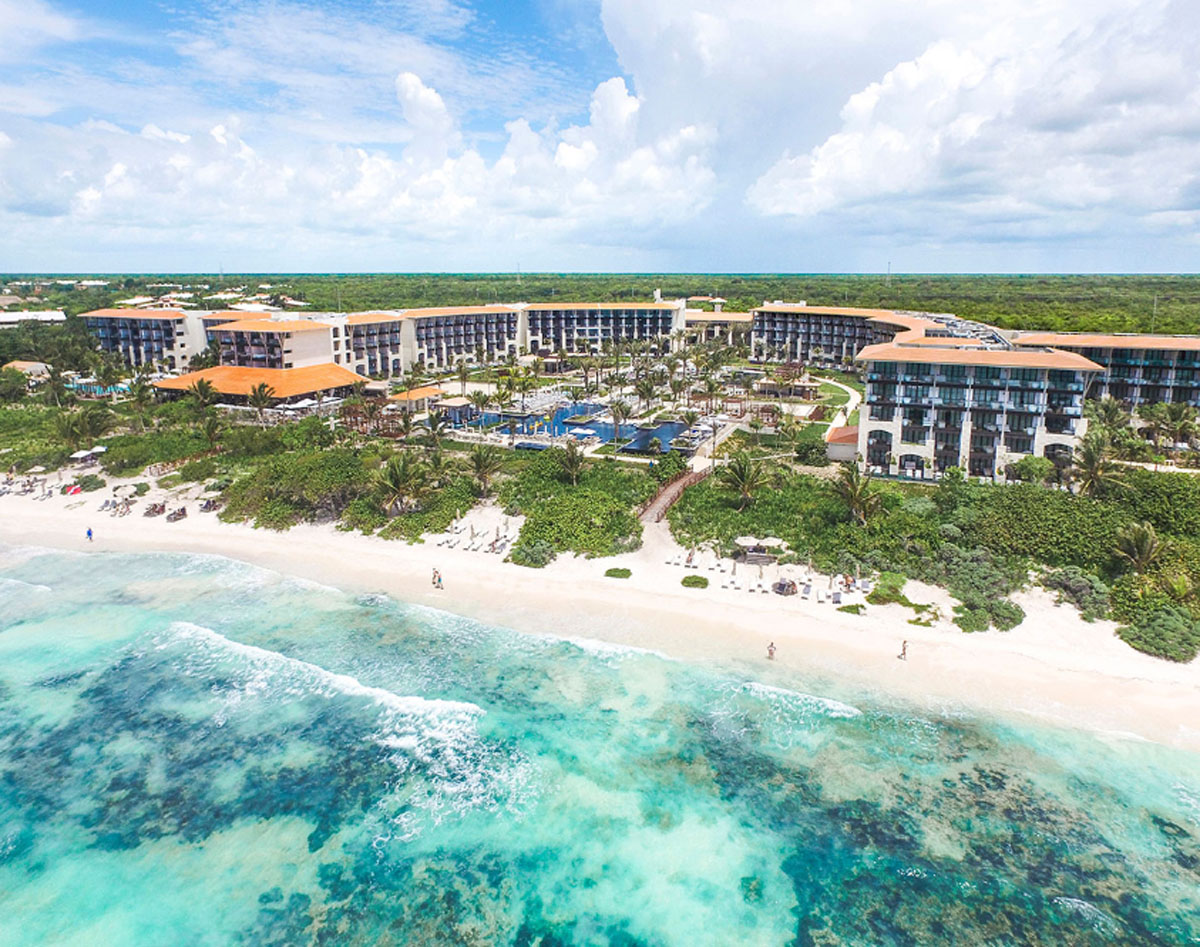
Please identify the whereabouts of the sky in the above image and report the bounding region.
[1,0,1198,273]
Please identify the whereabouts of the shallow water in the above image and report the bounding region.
[1,546,1198,945]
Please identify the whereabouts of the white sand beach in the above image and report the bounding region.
[3,481,1199,752]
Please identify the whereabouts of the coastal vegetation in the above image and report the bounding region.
[670,457,1200,659]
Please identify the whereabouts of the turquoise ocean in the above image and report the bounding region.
[1,545,1198,945]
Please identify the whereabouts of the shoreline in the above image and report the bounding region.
[2,485,1199,752]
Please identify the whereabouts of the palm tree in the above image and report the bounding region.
[610,399,631,444]
[634,377,656,414]
[426,448,453,488]
[1159,402,1197,453]
[426,411,449,450]
[54,412,82,451]
[468,390,491,432]
[201,414,222,451]
[468,444,503,496]
[682,409,700,429]
[395,411,414,442]
[1072,433,1125,497]
[128,378,154,432]
[830,462,882,526]
[188,378,218,411]
[362,399,382,435]
[718,451,768,510]
[457,361,470,396]
[375,453,430,515]
[96,359,124,404]
[77,404,114,448]
[247,382,276,426]
[1115,521,1165,574]
[559,439,586,486]
[1087,396,1129,437]
[703,376,723,412]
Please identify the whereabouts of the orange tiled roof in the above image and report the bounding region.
[685,311,753,323]
[400,305,518,317]
[209,319,333,333]
[152,364,363,399]
[753,304,901,317]
[856,342,1102,371]
[825,425,859,445]
[522,302,679,311]
[81,308,188,321]
[389,385,446,402]
[346,311,407,326]
[1015,332,1200,352]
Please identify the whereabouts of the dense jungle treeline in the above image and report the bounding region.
[6,273,1200,334]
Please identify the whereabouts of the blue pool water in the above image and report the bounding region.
[466,403,689,450]
[1,546,1198,944]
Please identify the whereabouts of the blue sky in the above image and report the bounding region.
[1,0,1198,272]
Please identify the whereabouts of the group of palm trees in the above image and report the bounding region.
[1087,395,1198,460]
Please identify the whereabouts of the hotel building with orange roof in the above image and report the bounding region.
[81,298,1200,477]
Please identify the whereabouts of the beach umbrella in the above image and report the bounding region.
[734,536,759,548]
[731,561,737,576]
[90,445,108,453]
[471,525,477,540]
[762,536,784,548]
[28,466,46,473]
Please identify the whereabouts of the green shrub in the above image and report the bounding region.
[651,450,688,483]
[837,603,864,615]
[989,599,1025,631]
[516,491,643,559]
[866,572,911,606]
[795,441,829,466]
[605,567,632,578]
[221,449,369,528]
[339,497,388,535]
[133,482,150,496]
[1041,567,1110,621]
[178,457,217,482]
[377,477,478,543]
[954,606,991,633]
[509,539,556,568]
[73,474,106,492]
[222,425,285,458]
[253,498,304,531]
[280,415,335,450]
[100,429,209,476]
[682,574,709,589]
[1117,606,1200,663]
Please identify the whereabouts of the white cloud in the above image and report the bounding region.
[2,0,1200,269]
[743,0,1200,241]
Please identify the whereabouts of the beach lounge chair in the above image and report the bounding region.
[832,590,842,605]
[817,589,825,603]
[802,583,812,599]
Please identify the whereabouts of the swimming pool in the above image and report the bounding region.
[458,402,689,450]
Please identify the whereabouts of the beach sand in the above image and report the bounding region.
[3,480,1199,751]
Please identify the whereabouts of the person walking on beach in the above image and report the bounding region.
[86,527,93,543]
[899,640,908,661]
[767,641,776,661]
[431,568,438,587]
[436,573,443,591]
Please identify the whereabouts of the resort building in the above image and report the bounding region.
[82,308,210,370]
[685,309,754,344]
[749,304,922,365]
[209,317,338,371]
[523,302,686,355]
[856,338,1100,478]
[406,305,521,369]
[2,360,51,381]
[0,310,66,329]
[1013,333,1200,407]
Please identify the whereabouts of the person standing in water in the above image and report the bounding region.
[767,641,776,660]
[899,640,908,661]
[86,527,93,543]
